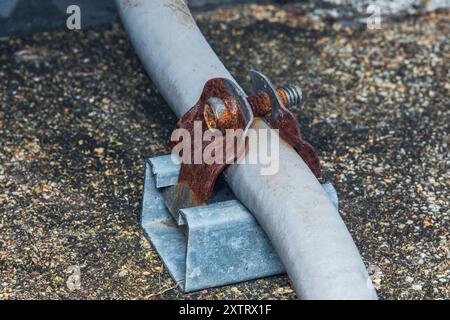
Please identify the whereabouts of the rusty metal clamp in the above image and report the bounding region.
[165,71,320,215]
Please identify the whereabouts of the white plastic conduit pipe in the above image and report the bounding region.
[117,0,378,300]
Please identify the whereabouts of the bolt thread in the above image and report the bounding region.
[279,85,302,108]
[247,86,303,116]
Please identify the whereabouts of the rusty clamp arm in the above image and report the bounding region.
[117,0,377,299]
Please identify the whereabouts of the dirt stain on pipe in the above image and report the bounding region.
[122,0,141,8]
[164,0,195,27]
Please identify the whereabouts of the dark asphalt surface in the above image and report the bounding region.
[0,4,448,299]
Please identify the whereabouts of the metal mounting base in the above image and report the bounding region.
[141,155,339,292]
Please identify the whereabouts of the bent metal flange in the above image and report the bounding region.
[165,71,321,214]
[249,70,321,178]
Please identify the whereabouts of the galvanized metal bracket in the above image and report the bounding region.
[141,154,339,292]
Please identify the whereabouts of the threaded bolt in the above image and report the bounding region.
[248,85,303,116]
[279,85,302,108]
[204,85,304,129]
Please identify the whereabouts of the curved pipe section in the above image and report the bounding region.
[117,0,377,300]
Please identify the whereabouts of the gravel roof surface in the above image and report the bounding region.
[0,4,448,300]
